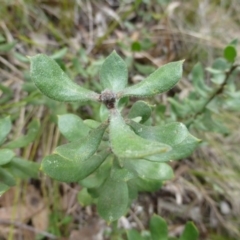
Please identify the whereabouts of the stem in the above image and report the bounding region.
[186,64,239,128]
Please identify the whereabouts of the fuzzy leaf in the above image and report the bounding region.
[30,54,99,102]
[99,51,128,92]
[109,110,171,159]
[0,149,15,165]
[180,222,199,240]
[4,119,40,149]
[123,159,173,181]
[42,124,108,182]
[0,116,12,144]
[128,101,152,124]
[119,60,183,98]
[97,176,128,222]
[129,121,188,146]
[58,114,90,141]
[150,215,168,240]
[129,121,200,161]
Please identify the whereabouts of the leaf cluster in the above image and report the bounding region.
[30,51,200,222]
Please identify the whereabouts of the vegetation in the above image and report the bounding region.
[0,1,240,239]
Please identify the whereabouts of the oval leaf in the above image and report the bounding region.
[119,60,183,98]
[150,215,168,240]
[97,176,128,222]
[109,110,171,159]
[129,121,200,162]
[30,54,99,102]
[99,51,128,92]
[180,222,199,240]
[42,124,108,182]
[0,149,15,165]
[224,45,237,63]
[58,114,90,141]
[0,116,12,144]
[129,121,188,146]
[123,159,173,181]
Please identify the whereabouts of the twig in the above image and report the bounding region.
[186,64,240,127]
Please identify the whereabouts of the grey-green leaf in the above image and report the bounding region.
[119,60,183,98]
[54,123,107,161]
[123,159,173,181]
[99,50,128,92]
[30,54,99,102]
[0,149,15,165]
[97,176,128,222]
[42,124,108,182]
[129,121,200,162]
[109,110,171,159]
[58,114,90,141]
[0,116,12,144]
[129,121,188,146]
[128,101,152,124]
[179,222,199,240]
[150,215,168,240]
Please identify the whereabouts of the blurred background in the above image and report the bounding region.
[0,0,240,239]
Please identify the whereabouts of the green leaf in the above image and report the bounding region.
[99,51,128,92]
[58,114,90,141]
[79,156,112,189]
[4,119,40,149]
[0,168,16,186]
[0,149,15,165]
[30,54,99,102]
[8,157,39,179]
[128,101,152,124]
[128,121,200,161]
[129,121,188,146]
[77,188,94,207]
[97,176,128,222]
[123,160,173,181]
[0,116,12,144]
[179,222,199,240]
[150,215,168,240]
[127,229,145,240]
[224,45,237,63]
[128,177,162,192]
[42,124,108,182]
[119,60,183,98]
[109,110,171,159]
